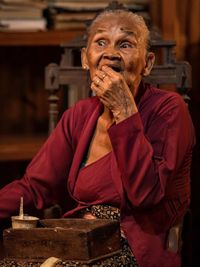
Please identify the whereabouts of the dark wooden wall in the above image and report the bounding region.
[0,46,64,135]
[0,46,63,188]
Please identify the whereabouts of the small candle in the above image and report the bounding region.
[19,196,24,219]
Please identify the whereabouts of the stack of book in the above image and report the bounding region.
[46,0,149,30]
[0,0,47,31]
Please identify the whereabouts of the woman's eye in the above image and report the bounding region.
[97,40,106,46]
[120,42,133,49]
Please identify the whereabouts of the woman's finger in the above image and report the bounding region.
[91,82,102,96]
[95,70,107,81]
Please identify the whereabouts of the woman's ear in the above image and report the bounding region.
[81,47,89,70]
[142,52,155,76]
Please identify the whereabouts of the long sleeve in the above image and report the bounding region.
[0,107,75,219]
[108,91,195,209]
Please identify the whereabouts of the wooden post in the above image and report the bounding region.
[150,0,188,59]
[45,63,60,134]
[161,0,176,40]
[150,0,176,40]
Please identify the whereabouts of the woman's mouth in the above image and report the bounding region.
[98,63,123,73]
[110,66,122,73]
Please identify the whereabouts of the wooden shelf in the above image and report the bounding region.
[0,29,84,46]
[0,135,47,161]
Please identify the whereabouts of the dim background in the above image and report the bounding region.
[0,1,199,266]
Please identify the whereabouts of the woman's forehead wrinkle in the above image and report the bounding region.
[89,27,107,38]
[120,28,137,37]
[91,26,137,38]
[95,28,107,34]
[120,28,134,34]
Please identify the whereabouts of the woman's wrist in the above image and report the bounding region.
[113,101,138,124]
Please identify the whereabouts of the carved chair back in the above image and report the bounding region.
[45,37,191,133]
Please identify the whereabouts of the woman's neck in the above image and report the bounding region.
[99,106,114,129]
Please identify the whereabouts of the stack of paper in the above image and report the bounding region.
[0,0,47,31]
[46,0,149,30]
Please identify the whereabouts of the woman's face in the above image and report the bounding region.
[82,13,149,94]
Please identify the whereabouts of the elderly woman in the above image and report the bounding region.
[0,5,195,267]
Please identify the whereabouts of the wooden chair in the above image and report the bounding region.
[45,36,191,134]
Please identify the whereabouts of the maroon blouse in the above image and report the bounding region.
[73,152,120,207]
[0,83,195,267]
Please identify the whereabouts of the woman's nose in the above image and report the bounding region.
[102,47,121,60]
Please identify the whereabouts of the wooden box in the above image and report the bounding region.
[3,219,121,263]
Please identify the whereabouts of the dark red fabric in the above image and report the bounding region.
[0,84,195,267]
[73,152,121,207]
